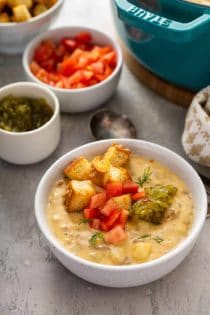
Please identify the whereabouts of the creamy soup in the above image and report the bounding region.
[187,0,210,5]
[47,155,194,266]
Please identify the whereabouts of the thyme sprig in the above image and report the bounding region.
[136,167,152,187]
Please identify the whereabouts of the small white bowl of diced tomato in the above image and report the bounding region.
[23,26,123,113]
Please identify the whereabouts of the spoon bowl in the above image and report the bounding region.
[89,110,137,140]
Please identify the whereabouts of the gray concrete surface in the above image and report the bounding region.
[0,1,210,314]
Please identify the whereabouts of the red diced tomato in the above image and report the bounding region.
[106,182,123,198]
[30,61,41,75]
[90,219,100,230]
[100,209,120,231]
[60,38,77,52]
[56,44,67,61]
[75,32,92,44]
[40,59,56,72]
[57,58,76,76]
[101,199,118,216]
[89,192,107,209]
[132,191,146,201]
[31,33,117,89]
[34,40,56,63]
[83,208,99,219]
[102,51,117,68]
[89,61,104,74]
[104,225,127,245]
[122,181,139,194]
[116,209,129,227]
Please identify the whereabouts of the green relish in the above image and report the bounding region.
[0,95,53,132]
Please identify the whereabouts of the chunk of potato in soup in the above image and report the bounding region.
[47,155,194,265]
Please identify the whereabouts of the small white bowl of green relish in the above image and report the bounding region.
[0,82,60,164]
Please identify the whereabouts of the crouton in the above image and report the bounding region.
[13,4,31,22]
[89,169,104,187]
[65,180,96,212]
[104,144,131,167]
[92,155,110,173]
[104,165,130,185]
[0,0,6,12]
[33,4,47,16]
[7,0,33,8]
[0,12,10,22]
[112,194,131,211]
[64,157,92,181]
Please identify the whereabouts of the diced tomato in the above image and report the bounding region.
[81,70,94,82]
[36,69,49,84]
[31,33,117,89]
[132,191,146,201]
[116,209,129,227]
[100,209,120,231]
[56,44,67,61]
[101,199,118,216]
[60,38,77,52]
[89,192,107,209]
[89,61,104,74]
[106,182,123,198]
[104,225,127,245]
[75,32,92,44]
[57,58,76,76]
[122,181,139,194]
[34,40,56,64]
[89,219,100,230]
[40,59,56,72]
[83,208,99,219]
[102,51,117,68]
[30,61,41,75]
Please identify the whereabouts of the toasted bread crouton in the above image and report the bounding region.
[0,12,10,22]
[64,157,92,180]
[89,169,104,187]
[65,180,96,212]
[104,165,130,185]
[7,0,32,8]
[92,156,110,173]
[0,0,6,12]
[13,4,31,22]
[104,144,131,167]
[112,194,131,211]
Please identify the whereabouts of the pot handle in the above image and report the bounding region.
[115,0,210,42]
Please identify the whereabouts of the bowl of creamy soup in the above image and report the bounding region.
[35,139,207,287]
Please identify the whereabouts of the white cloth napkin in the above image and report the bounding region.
[182,86,210,167]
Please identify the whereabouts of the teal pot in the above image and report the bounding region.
[112,0,210,91]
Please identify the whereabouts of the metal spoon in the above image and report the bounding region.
[89,110,137,140]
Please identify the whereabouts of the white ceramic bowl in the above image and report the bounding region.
[0,82,61,165]
[35,139,207,288]
[0,0,64,54]
[23,26,123,113]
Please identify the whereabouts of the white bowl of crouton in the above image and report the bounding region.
[0,0,64,54]
[35,139,207,287]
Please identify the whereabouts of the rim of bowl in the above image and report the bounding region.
[0,0,64,28]
[35,138,207,271]
[23,26,123,94]
[0,82,60,136]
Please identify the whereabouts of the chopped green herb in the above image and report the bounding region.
[139,234,151,239]
[79,218,91,225]
[89,232,104,246]
[136,167,152,187]
[153,236,164,243]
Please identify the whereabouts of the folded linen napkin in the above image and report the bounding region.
[182,86,210,167]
